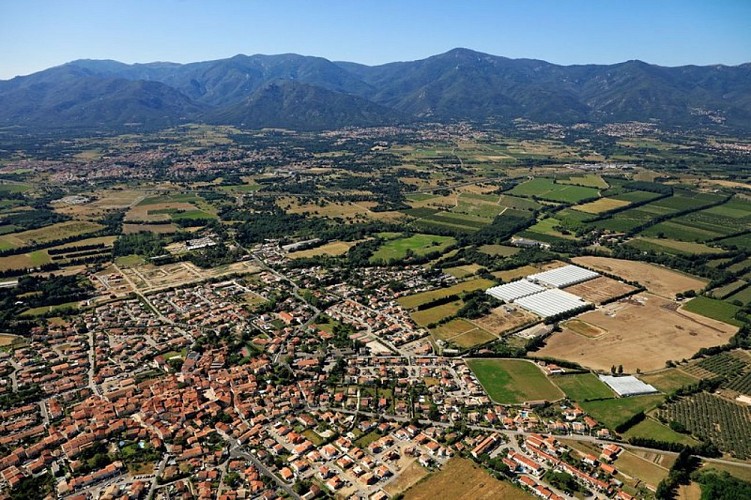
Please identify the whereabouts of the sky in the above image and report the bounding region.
[1,0,750,79]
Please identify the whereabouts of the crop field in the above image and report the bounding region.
[443,264,482,279]
[0,220,103,250]
[397,277,495,309]
[574,197,630,214]
[525,218,576,240]
[370,234,455,263]
[430,318,495,349]
[497,194,542,210]
[466,358,564,404]
[638,369,700,393]
[536,293,737,372]
[572,256,707,298]
[404,457,533,500]
[287,240,356,259]
[122,223,178,234]
[622,418,700,445]
[659,392,751,459]
[0,250,51,271]
[580,395,664,430]
[717,233,751,251]
[0,333,24,347]
[478,244,520,257]
[610,190,663,203]
[471,304,539,336]
[709,280,747,299]
[559,173,608,189]
[612,449,671,489]
[727,285,751,305]
[383,461,430,497]
[411,300,462,326]
[627,237,721,256]
[509,178,600,203]
[550,373,614,401]
[492,265,540,282]
[681,296,743,327]
[562,276,638,304]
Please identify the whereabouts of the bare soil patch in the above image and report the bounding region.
[563,276,638,304]
[471,304,539,336]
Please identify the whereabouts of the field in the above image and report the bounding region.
[122,223,178,234]
[404,457,532,500]
[383,461,430,497]
[287,240,356,259]
[681,296,743,327]
[466,358,564,404]
[118,260,259,293]
[550,373,614,401]
[127,192,216,223]
[574,197,630,214]
[397,278,495,310]
[478,244,520,257]
[411,300,463,326]
[492,265,540,282]
[509,178,600,203]
[535,293,737,372]
[622,417,700,445]
[727,285,751,305]
[470,304,539,336]
[638,369,700,393]
[627,237,722,256]
[0,221,103,250]
[0,333,25,347]
[559,173,608,189]
[612,449,671,489]
[430,319,496,349]
[370,234,455,263]
[443,264,483,279]
[580,395,665,429]
[563,276,638,304]
[20,301,80,317]
[572,256,707,298]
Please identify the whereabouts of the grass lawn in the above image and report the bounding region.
[467,358,564,404]
[622,418,700,445]
[370,234,455,263]
[580,395,665,429]
[551,373,615,401]
[682,296,743,327]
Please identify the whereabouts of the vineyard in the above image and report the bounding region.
[696,352,749,379]
[726,371,751,397]
[659,392,751,459]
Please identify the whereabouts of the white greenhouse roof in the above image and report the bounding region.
[514,288,589,318]
[486,280,545,302]
[527,264,599,288]
[598,375,659,397]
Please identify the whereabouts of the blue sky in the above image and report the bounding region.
[1,0,749,79]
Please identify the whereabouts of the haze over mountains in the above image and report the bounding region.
[1,48,749,132]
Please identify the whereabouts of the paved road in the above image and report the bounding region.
[225,435,301,500]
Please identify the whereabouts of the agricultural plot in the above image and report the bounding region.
[611,449,671,490]
[609,190,664,203]
[122,223,178,234]
[574,197,630,214]
[471,304,539,336]
[563,276,638,304]
[466,358,564,404]
[681,296,743,327]
[550,373,615,401]
[443,264,483,279]
[558,173,608,189]
[404,457,533,500]
[622,418,700,446]
[580,395,664,430]
[626,237,721,256]
[638,369,700,393]
[727,285,751,305]
[0,221,104,251]
[492,265,540,282]
[659,392,751,459]
[128,192,217,223]
[411,300,463,326]
[397,277,495,309]
[709,280,747,300]
[640,197,751,242]
[478,244,520,257]
[572,256,707,298]
[509,178,600,203]
[370,234,455,263]
[535,293,737,372]
[525,218,576,240]
[287,240,356,259]
[717,233,751,251]
[497,195,542,210]
[430,318,495,349]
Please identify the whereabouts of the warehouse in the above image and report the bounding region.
[527,264,599,288]
[514,288,590,318]
[598,375,658,397]
[486,280,545,302]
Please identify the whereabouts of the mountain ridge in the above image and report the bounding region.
[1,48,749,132]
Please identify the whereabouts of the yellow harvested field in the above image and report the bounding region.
[536,293,737,372]
[471,304,538,336]
[122,223,178,234]
[572,256,707,298]
[288,241,356,259]
[574,197,630,214]
[405,458,532,500]
[443,264,482,278]
[492,265,539,282]
[126,202,200,222]
[563,276,638,304]
[0,221,103,249]
[0,333,24,346]
[384,461,430,496]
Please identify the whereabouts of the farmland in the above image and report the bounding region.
[573,197,630,214]
[571,256,707,298]
[580,395,664,430]
[471,304,539,336]
[535,293,737,372]
[404,457,532,500]
[562,276,638,304]
[397,277,495,310]
[638,369,700,393]
[429,318,496,349]
[621,417,700,445]
[550,373,614,401]
[467,358,564,404]
[0,220,103,250]
[370,234,455,263]
[509,178,600,203]
[287,240,357,259]
[411,300,462,326]
[681,296,743,327]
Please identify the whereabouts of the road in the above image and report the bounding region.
[224,435,301,500]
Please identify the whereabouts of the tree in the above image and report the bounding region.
[617,364,624,375]
[611,365,617,375]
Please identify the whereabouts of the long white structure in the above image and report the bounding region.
[514,288,589,318]
[486,280,545,303]
[527,264,599,288]
[598,375,659,397]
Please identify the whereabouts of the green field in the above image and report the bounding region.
[551,373,615,401]
[20,301,81,317]
[509,178,600,203]
[411,300,463,326]
[639,369,700,393]
[478,244,520,257]
[397,277,495,309]
[627,237,721,256]
[467,358,564,404]
[370,234,455,263]
[727,285,751,305]
[622,417,700,445]
[682,296,743,327]
[580,395,665,429]
[559,174,608,189]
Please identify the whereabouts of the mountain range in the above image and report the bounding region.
[1,48,749,132]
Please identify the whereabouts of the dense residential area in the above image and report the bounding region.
[0,119,750,500]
